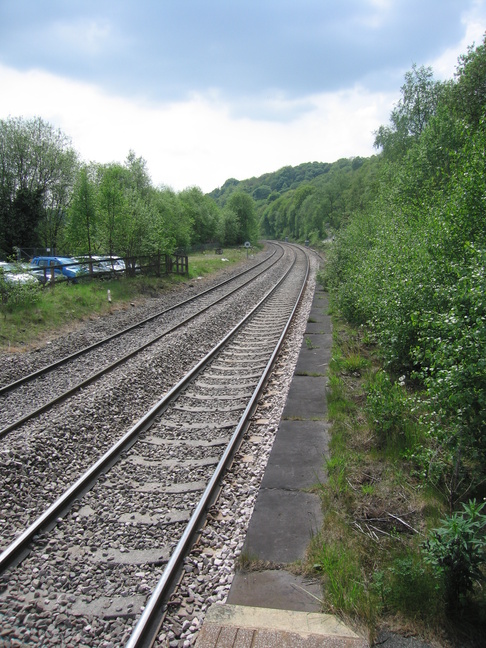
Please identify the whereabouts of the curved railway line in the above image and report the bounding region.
[0,242,317,647]
[0,243,284,437]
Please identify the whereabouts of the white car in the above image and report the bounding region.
[0,261,38,285]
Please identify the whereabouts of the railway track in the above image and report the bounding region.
[0,243,314,647]
[0,244,293,551]
[0,243,284,437]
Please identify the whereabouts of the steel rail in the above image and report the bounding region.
[0,244,280,396]
[0,244,286,439]
[125,247,310,648]
[0,245,302,577]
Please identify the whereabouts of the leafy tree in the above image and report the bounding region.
[124,150,152,198]
[217,207,239,246]
[226,192,258,244]
[151,187,191,252]
[179,186,219,245]
[97,163,130,258]
[0,116,78,256]
[65,165,98,255]
[374,64,444,160]
[116,188,153,264]
[252,185,272,201]
[452,32,486,126]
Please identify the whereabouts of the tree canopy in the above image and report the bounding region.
[0,116,78,256]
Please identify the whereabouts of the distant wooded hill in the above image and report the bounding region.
[208,157,380,243]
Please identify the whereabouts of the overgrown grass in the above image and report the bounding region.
[187,246,252,279]
[0,248,248,350]
[306,312,486,646]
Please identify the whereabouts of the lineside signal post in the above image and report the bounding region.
[244,241,251,259]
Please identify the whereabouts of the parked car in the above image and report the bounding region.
[0,261,38,285]
[98,256,126,274]
[30,256,89,283]
[74,255,126,278]
[28,263,62,284]
[74,256,108,277]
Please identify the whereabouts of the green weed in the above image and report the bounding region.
[423,499,486,614]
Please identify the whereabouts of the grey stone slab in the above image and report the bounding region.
[305,322,331,334]
[307,299,328,317]
[282,376,327,419]
[294,335,332,376]
[228,570,323,612]
[307,306,327,322]
[260,420,328,490]
[241,489,322,563]
[312,291,328,306]
[307,309,332,333]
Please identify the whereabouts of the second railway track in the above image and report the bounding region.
[0,243,316,647]
[0,244,292,550]
[0,243,285,436]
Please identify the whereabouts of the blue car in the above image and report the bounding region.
[30,256,89,283]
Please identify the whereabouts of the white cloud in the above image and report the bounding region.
[0,62,395,192]
[360,0,393,29]
[430,2,486,78]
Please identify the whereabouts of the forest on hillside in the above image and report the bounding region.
[0,115,376,261]
[209,157,381,243]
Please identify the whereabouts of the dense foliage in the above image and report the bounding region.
[1,120,379,260]
[324,35,486,506]
[0,116,78,255]
[0,122,260,258]
[209,158,380,243]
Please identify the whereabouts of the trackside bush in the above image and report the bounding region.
[365,370,410,448]
[423,499,486,613]
[0,275,41,314]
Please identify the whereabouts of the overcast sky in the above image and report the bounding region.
[1,1,485,192]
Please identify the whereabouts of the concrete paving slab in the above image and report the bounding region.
[260,420,329,489]
[227,570,322,612]
[294,334,332,376]
[241,489,322,563]
[305,321,332,334]
[195,605,368,648]
[282,375,327,419]
[307,306,326,322]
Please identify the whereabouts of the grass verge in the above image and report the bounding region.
[304,310,486,647]
[0,247,251,351]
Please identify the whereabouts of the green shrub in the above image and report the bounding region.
[373,553,442,619]
[0,276,41,314]
[423,499,486,613]
[365,370,408,447]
